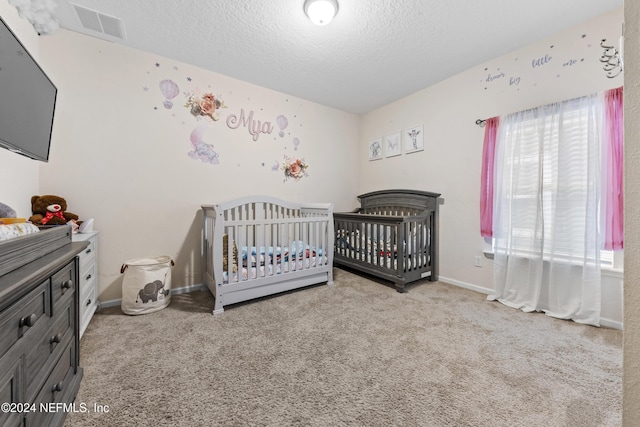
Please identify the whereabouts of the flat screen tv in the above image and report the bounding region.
[0,16,57,162]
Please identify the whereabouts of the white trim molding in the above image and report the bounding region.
[99,283,207,309]
[438,276,622,330]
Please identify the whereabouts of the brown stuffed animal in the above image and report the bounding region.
[222,234,238,273]
[29,195,80,226]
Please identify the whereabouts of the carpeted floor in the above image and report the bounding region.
[64,268,622,427]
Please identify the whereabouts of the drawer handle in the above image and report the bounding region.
[19,313,37,328]
[50,334,62,344]
[86,298,92,306]
[85,274,92,280]
[85,248,92,254]
[52,381,64,392]
[61,280,73,291]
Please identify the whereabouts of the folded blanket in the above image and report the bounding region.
[241,241,323,261]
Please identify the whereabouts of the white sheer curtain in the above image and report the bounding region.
[489,93,603,326]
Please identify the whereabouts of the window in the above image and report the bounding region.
[481,88,624,271]
[494,99,601,264]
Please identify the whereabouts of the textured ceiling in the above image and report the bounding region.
[51,0,622,114]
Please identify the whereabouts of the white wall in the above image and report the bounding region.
[0,3,41,216]
[358,8,624,326]
[37,29,360,302]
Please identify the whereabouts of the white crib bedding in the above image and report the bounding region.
[240,240,324,266]
[335,228,430,271]
[223,255,326,283]
[223,241,326,283]
[336,228,428,257]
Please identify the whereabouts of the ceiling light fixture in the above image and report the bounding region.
[304,0,338,26]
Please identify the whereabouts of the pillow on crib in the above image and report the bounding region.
[223,234,238,272]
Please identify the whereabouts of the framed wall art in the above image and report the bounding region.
[368,137,383,161]
[385,132,401,157]
[404,125,424,154]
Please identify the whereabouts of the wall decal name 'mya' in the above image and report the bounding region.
[226,109,274,141]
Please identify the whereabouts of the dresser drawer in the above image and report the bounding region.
[80,282,97,321]
[25,301,74,401]
[25,339,77,427]
[0,279,50,360]
[0,346,23,427]
[51,261,75,313]
[77,237,96,268]
[78,262,95,299]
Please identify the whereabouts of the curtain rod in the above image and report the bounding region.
[476,87,622,129]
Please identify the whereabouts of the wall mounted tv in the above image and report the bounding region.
[0,16,57,162]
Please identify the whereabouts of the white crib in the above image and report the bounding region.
[201,196,334,314]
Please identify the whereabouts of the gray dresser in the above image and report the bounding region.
[0,226,87,427]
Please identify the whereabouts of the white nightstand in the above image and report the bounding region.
[72,230,99,338]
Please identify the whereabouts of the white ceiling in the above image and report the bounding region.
[50,0,622,114]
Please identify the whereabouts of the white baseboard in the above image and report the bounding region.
[438,276,493,295]
[99,283,206,309]
[599,318,623,330]
[438,276,623,330]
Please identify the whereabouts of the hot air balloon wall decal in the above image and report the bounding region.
[159,79,180,109]
[276,114,288,137]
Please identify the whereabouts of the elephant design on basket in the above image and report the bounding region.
[136,280,170,304]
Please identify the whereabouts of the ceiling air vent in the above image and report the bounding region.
[72,4,125,40]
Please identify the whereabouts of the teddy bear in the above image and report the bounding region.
[222,234,238,273]
[29,195,80,227]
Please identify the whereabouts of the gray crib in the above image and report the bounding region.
[333,189,440,292]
